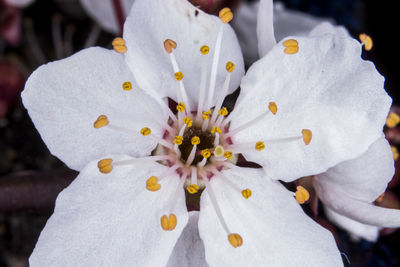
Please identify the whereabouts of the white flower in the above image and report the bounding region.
[22,0,393,266]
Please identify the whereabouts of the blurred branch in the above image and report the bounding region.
[0,168,77,214]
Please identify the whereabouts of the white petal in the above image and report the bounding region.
[30,156,188,267]
[315,180,400,228]
[231,1,259,66]
[229,33,391,182]
[324,206,380,242]
[308,22,349,38]
[257,0,276,58]
[316,137,394,203]
[273,3,335,42]
[22,47,166,171]
[167,211,209,267]
[198,167,343,267]
[79,0,135,34]
[123,0,244,109]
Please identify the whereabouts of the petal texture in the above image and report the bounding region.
[123,0,244,109]
[167,211,209,267]
[229,33,391,182]
[257,0,276,57]
[30,156,188,267]
[22,47,166,171]
[199,167,343,267]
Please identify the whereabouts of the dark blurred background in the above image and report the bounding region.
[0,0,399,266]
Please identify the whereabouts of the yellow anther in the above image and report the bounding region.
[191,136,201,145]
[392,146,399,161]
[94,115,109,129]
[302,129,312,145]
[122,81,132,91]
[219,7,233,23]
[112,37,127,53]
[97,159,113,174]
[255,141,265,151]
[225,61,235,73]
[174,135,183,145]
[201,149,211,159]
[218,107,228,116]
[268,102,277,115]
[376,193,385,203]
[211,126,222,134]
[174,71,184,81]
[176,102,186,112]
[241,188,252,199]
[183,117,193,127]
[187,184,199,194]
[146,176,161,192]
[295,186,310,204]
[200,45,210,55]
[214,145,225,157]
[359,33,373,51]
[202,110,211,120]
[160,214,177,231]
[283,38,299,54]
[224,151,233,160]
[386,112,400,128]
[228,233,243,248]
[164,39,177,54]
[140,127,151,136]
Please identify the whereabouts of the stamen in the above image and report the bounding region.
[122,81,132,91]
[112,156,170,167]
[283,39,299,54]
[160,214,177,231]
[63,24,75,56]
[164,39,177,54]
[112,37,127,53]
[214,132,220,147]
[51,14,63,59]
[376,193,385,203]
[203,177,242,248]
[359,33,373,51]
[146,176,161,191]
[241,189,252,199]
[97,159,113,173]
[198,149,211,167]
[183,117,193,128]
[295,186,310,204]
[210,63,232,123]
[24,18,47,64]
[94,115,109,128]
[224,151,233,160]
[186,136,200,166]
[187,184,199,194]
[210,168,249,198]
[386,112,400,128]
[219,7,233,23]
[191,166,198,185]
[83,24,101,48]
[201,111,212,131]
[226,102,277,137]
[174,136,184,145]
[255,141,265,151]
[211,126,222,134]
[139,127,174,149]
[176,102,186,113]
[392,146,399,161]
[302,129,312,145]
[196,45,210,122]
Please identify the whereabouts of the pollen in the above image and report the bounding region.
[295,186,310,204]
[219,7,233,23]
[302,129,312,145]
[122,81,132,91]
[214,145,225,157]
[140,127,151,136]
[200,45,210,55]
[359,33,373,51]
[386,112,400,128]
[255,141,265,151]
[176,102,186,112]
[112,37,127,53]
[187,184,199,194]
[224,151,233,160]
[283,39,299,54]
[226,61,235,73]
[174,135,184,145]
[211,126,222,134]
[97,159,113,174]
[392,146,399,161]
[268,102,278,115]
[241,188,252,199]
[146,176,161,192]
[183,117,193,127]
[191,136,201,145]
[201,149,211,159]
[228,233,243,248]
[376,193,385,203]
[202,110,211,120]
[94,115,109,129]
[164,39,177,54]
[218,107,229,116]
[160,214,177,231]
[174,71,184,81]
